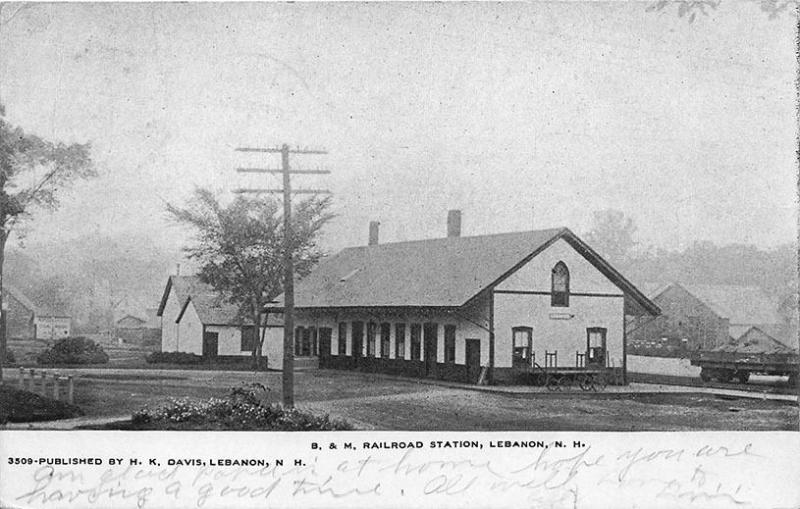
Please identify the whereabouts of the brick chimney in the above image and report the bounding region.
[368,221,380,246]
[447,209,461,238]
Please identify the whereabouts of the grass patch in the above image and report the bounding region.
[0,385,83,424]
[79,373,187,381]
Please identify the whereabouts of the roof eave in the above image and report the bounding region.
[265,304,463,313]
[460,228,567,308]
[560,230,661,316]
[156,277,174,317]
[175,297,191,324]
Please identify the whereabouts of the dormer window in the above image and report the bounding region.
[551,261,570,307]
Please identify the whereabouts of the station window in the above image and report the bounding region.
[551,261,570,307]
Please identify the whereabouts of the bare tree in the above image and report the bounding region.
[584,209,638,267]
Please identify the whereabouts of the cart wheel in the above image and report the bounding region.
[595,373,608,391]
[700,368,711,382]
[736,371,750,384]
[578,374,593,392]
[558,376,573,391]
[546,375,560,391]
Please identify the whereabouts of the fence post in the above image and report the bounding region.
[18,367,24,390]
[27,369,35,392]
[40,371,47,396]
[67,376,74,405]
[52,374,60,400]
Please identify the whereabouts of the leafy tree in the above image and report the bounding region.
[645,0,795,22]
[0,109,95,380]
[584,209,638,266]
[167,187,333,369]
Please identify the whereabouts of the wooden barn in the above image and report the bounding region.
[267,211,659,384]
[627,283,790,354]
[4,284,71,340]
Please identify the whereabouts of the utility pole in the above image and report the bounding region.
[235,144,329,408]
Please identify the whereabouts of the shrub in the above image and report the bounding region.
[36,337,108,365]
[145,351,204,365]
[0,385,83,424]
[131,383,353,431]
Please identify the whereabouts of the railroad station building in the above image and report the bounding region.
[266,211,659,384]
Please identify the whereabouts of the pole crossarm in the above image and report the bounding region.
[236,147,328,155]
[234,142,329,408]
[236,147,283,154]
[234,188,331,195]
[236,168,331,175]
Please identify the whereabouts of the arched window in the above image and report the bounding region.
[551,262,570,307]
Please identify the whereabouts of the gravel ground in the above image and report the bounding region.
[4,368,797,430]
[303,387,798,431]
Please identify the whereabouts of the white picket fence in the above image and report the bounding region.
[16,367,76,404]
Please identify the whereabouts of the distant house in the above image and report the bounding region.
[33,312,72,341]
[628,282,790,353]
[117,314,146,329]
[156,275,282,364]
[115,313,161,347]
[726,326,793,354]
[4,284,71,340]
[267,211,659,384]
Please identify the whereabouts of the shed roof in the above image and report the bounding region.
[116,314,147,327]
[641,282,783,325]
[268,227,659,316]
[4,284,40,314]
[176,293,250,326]
[4,284,70,318]
[156,276,214,317]
[682,284,782,325]
[717,326,794,354]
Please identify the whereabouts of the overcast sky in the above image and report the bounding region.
[2,2,797,261]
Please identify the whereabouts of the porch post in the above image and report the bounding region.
[622,311,628,385]
[67,376,74,404]
[488,291,495,385]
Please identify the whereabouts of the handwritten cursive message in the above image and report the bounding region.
[1,431,797,509]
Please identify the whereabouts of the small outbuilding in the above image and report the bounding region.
[156,275,282,366]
